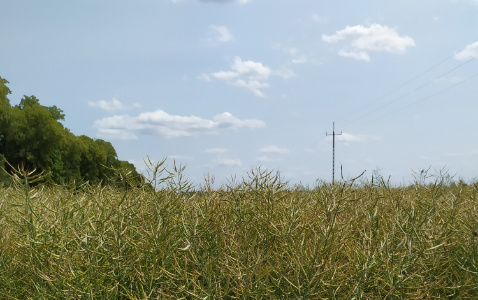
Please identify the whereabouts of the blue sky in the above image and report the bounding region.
[1,0,477,186]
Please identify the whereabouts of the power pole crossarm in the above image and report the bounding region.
[326,122,342,185]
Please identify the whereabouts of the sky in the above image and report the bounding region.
[1,0,477,187]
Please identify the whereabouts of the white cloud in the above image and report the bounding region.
[338,50,370,62]
[208,25,233,45]
[88,98,141,113]
[211,57,271,97]
[259,145,290,154]
[94,128,138,140]
[212,158,242,167]
[322,24,415,61]
[232,79,269,97]
[455,41,478,60]
[208,56,294,97]
[94,110,265,139]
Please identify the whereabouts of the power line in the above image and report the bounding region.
[338,52,459,123]
[349,71,478,129]
[342,57,476,129]
[336,39,478,130]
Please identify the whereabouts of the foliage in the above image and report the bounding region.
[0,77,12,171]
[0,167,477,298]
[0,76,143,185]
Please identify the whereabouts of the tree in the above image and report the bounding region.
[0,76,142,186]
[0,76,11,108]
[0,76,12,160]
[46,105,65,121]
[3,96,66,174]
[59,132,84,183]
[16,95,40,109]
[78,136,120,183]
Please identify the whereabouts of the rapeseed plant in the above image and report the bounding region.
[0,163,476,298]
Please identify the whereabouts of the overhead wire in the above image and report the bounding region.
[337,52,457,123]
[350,71,478,129]
[341,57,476,129]
[334,39,478,131]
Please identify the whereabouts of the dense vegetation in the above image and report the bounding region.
[0,164,477,298]
[0,76,142,185]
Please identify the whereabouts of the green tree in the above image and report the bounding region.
[0,76,12,161]
[78,136,120,183]
[3,96,66,175]
[15,95,65,121]
[16,95,40,109]
[0,76,142,185]
[60,132,85,183]
[0,76,11,108]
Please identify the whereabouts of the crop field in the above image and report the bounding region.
[0,164,477,299]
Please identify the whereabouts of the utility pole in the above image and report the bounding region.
[326,122,342,184]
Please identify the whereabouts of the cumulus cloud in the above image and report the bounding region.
[455,41,478,60]
[259,145,290,154]
[88,98,141,113]
[210,57,271,97]
[322,24,415,61]
[94,110,265,139]
[208,25,233,45]
[206,56,295,97]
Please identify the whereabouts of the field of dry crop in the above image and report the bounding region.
[0,165,477,299]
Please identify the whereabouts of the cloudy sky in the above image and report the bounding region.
[1,0,477,186]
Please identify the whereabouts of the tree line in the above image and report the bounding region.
[0,76,143,185]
